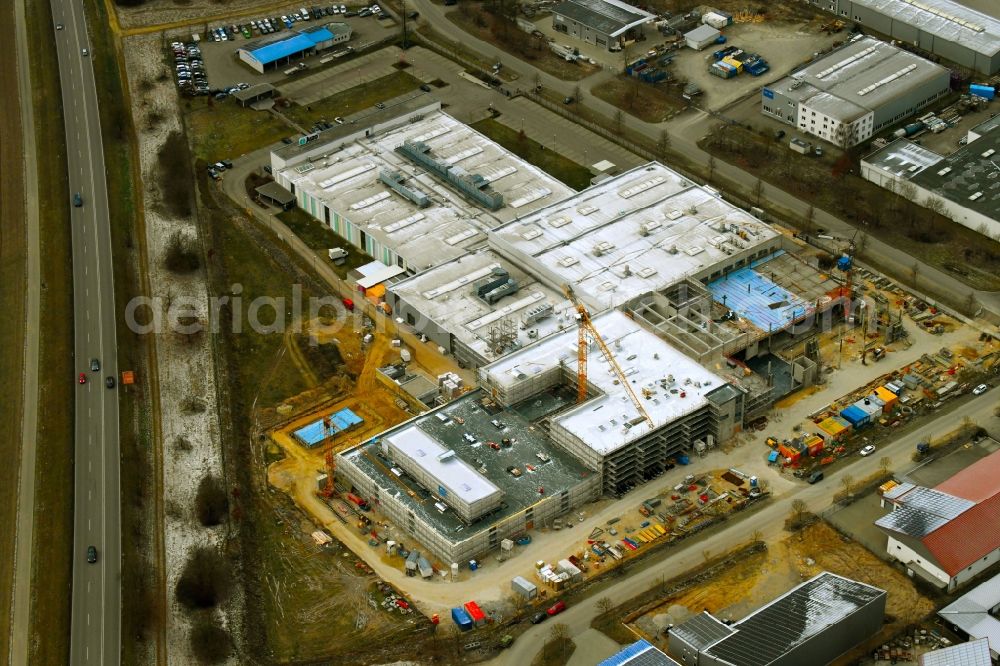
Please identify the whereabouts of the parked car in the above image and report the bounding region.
[859,444,876,457]
[563,96,574,104]
[973,384,989,395]
[530,612,547,624]
[420,84,431,92]
[808,471,824,484]
[547,600,566,616]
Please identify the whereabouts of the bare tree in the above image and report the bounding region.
[791,499,807,524]
[804,205,815,235]
[657,129,671,158]
[923,195,947,216]
[573,84,583,106]
[549,623,570,641]
[532,71,541,90]
[878,456,891,478]
[752,177,765,206]
[596,597,613,614]
[749,528,763,544]
[910,261,920,284]
[841,474,854,497]
[707,155,716,181]
[613,109,624,135]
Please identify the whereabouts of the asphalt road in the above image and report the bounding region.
[492,388,1000,665]
[50,1,123,663]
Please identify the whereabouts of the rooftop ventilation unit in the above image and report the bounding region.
[379,169,431,208]
[639,220,662,236]
[476,267,519,304]
[592,241,615,256]
[577,204,597,215]
[666,210,684,220]
[396,139,504,210]
[522,302,554,326]
[558,256,579,267]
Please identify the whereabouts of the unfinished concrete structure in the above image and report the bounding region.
[480,311,743,495]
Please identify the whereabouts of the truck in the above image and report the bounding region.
[346,493,370,511]
[328,247,348,265]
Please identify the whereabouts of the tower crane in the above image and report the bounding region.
[562,285,654,429]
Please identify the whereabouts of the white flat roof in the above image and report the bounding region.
[490,164,780,310]
[386,424,503,505]
[276,110,573,270]
[388,248,571,362]
[483,310,726,455]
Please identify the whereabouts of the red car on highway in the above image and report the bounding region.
[78,373,87,384]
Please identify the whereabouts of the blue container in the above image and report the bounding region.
[715,35,727,44]
[677,455,691,465]
[451,607,473,631]
[971,84,995,100]
[840,405,869,428]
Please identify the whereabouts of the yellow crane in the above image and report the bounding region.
[562,285,654,429]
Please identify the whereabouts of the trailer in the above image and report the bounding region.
[451,607,474,631]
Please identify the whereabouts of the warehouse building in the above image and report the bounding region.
[337,389,601,565]
[668,572,886,665]
[550,0,655,51]
[939,572,1000,660]
[803,0,1000,74]
[489,163,783,313]
[600,640,681,666]
[861,117,1000,240]
[876,447,1000,590]
[385,248,569,369]
[271,96,572,273]
[237,23,352,73]
[761,36,950,147]
[480,310,744,495]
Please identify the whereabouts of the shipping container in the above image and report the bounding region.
[464,601,487,626]
[840,404,869,427]
[451,607,473,630]
[511,575,538,599]
[970,84,995,100]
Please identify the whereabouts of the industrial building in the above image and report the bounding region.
[803,0,1000,74]
[270,96,572,273]
[919,638,993,666]
[336,389,602,565]
[237,23,352,73]
[668,572,886,665]
[600,640,681,666]
[550,0,655,51]
[761,36,950,146]
[861,116,1000,240]
[480,310,744,495]
[489,163,783,312]
[939,572,1000,660]
[876,447,1000,590]
[385,248,570,369]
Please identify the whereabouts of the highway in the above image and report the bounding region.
[492,388,1000,665]
[50,0,123,663]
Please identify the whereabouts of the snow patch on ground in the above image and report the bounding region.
[124,34,239,665]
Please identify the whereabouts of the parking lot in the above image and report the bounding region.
[166,6,397,91]
[670,20,842,112]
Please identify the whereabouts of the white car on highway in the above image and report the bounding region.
[859,445,876,457]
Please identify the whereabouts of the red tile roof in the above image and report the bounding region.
[923,492,1000,576]
[935,448,1000,503]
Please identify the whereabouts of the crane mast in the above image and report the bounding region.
[562,286,654,429]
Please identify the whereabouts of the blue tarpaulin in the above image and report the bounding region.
[293,408,363,447]
[707,251,814,333]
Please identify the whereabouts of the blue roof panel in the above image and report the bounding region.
[249,33,316,64]
[305,27,333,43]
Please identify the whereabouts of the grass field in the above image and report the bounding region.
[590,76,686,123]
[186,98,290,164]
[283,70,422,128]
[23,0,73,662]
[471,118,593,190]
[0,0,27,653]
[275,207,371,278]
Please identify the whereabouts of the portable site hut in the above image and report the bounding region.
[777,444,801,464]
[512,576,538,599]
[464,601,487,627]
[804,435,825,457]
[451,606,473,631]
[855,396,884,421]
[558,559,583,583]
[840,404,869,428]
[818,416,851,441]
[417,556,434,579]
[874,386,898,412]
[685,24,721,50]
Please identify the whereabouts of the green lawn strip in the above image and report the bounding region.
[24,0,73,661]
[471,118,592,190]
[186,98,291,164]
[282,69,422,128]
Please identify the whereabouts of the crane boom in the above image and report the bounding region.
[563,285,654,429]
